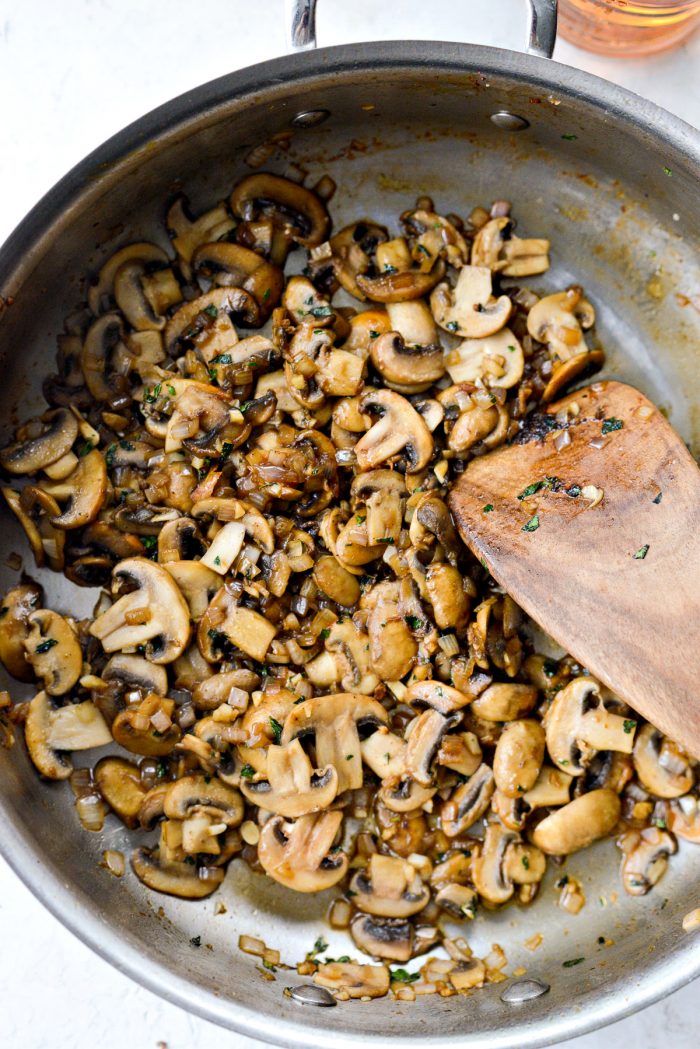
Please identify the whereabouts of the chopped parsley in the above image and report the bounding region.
[78,440,94,457]
[167,384,176,396]
[355,514,366,524]
[517,476,559,500]
[652,492,663,504]
[219,441,233,462]
[35,638,58,654]
[306,937,328,960]
[319,627,331,640]
[654,817,667,830]
[567,484,582,498]
[307,304,333,318]
[262,288,271,302]
[204,303,218,319]
[105,444,117,468]
[240,764,255,779]
[562,957,584,968]
[633,544,649,560]
[155,760,169,780]
[561,133,578,140]
[521,855,530,870]
[623,719,636,734]
[391,968,420,983]
[345,754,354,761]
[404,614,423,630]
[601,417,624,435]
[382,264,398,275]
[269,717,283,744]
[482,504,494,513]
[507,344,516,352]
[211,353,233,365]
[663,166,673,177]
[144,382,162,404]
[262,959,276,972]
[522,515,540,532]
[445,321,459,333]
[369,330,380,339]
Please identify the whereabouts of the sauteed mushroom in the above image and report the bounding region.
[258,810,348,892]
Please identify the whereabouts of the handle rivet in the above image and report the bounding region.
[286,984,337,1007]
[501,977,550,1003]
[291,109,331,128]
[490,111,530,131]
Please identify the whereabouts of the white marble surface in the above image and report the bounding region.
[1,2,699,1047]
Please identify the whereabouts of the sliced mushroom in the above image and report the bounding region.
[41,450,107,529]
[197,586,276,663]
[351,914,414,962]
[532,788,621,855]
[167,195,236,274]
[406,680,472,714]
[239,738,338,817]
[522,765,573,809]
[404,709,457,786]
[312,555,361,607]
[192,242,283,321]
[330,221,389,300]
[131,847,221,899]
[94,757,147,828]
[163,773,244,827]
[0,408,79,475]
[544,677,636,775]
[446,328,523,390]
[526,286,595,364]
[25,691,111,779]
[430,265,512,338]
[0,581,42,681]
[88,242,170,315]
[163,561,221,620]
[473,822,546,907]
[3,487,66,571]
[257,810,348,892]
[441,764,495,837]
[281,692,388,794]
[306,619,379,696]
[424,563,469,631]
[435,883,479,921]
[113,259,181,331]
[350,853,430,917]
[632,724,693,799]
[102,653,168,696]
[493,719,545,798]
[314,961,390,999]
[230,173,330,248]
[90,558,191,663]
[471,683,537,722]
[370,331,445,394]
[355,389,433,473]
[471,217,549,276]
[356,259,446,304]
[621,826,677,896]
[379,776,436,814]
[111,693,181,756]
[80,313,129,402]
[23,609,82,695]
[360,726,407,780]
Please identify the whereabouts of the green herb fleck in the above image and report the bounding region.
[262,959,276,972]
[167,384,176,396]
[562,133,578,141]
[633,544,649,560]
[35,638,58,654]
[601,417,624,435]
[567,484,582,498]
[319,628,331,640]
[661,898,669,910]
[307,304,332,318]
[306,937,328,960]
[204,304,218,319]
[213,555,221,567]
[521,855,530,870]
[518,477,558,500]
[212,353,233,365]
[263,288,271,302]
[404,614,423,631]
[219,441,233,462]
[105,444,117,468]
[79,440,94,457]
[155,760,169,780]
[563,958,584,968]
[446,321,459,333]
[623,719,636,734]
[391,968,420,984]
[382,264,398,275]
[654,817,667,830]
[483,504,494,513]
[345,754,354,761]
[663,166,673,177]
[653,492,662,504]
[507,344,516,352]
[356,514,366,524]
[369,330,380,339]
[522,515,540,532]
[269,717,283,744]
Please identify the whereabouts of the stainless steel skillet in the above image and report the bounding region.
[0,1,699,1045]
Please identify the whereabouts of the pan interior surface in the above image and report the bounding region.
[0,43,698,1049]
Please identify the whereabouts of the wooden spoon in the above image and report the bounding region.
[448,380,700,758]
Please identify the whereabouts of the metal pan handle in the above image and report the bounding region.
[285,0,558,58]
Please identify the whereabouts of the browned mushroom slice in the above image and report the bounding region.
[230,173,330,249]
[329,221,389,300]
[94,757,148,828]
[350,854,430,917]
[111,693,181,756]
[541,349,605,403]
[197,585,276,663]
[89,558,191,663]
[163,773,244,827]
[406,680,472,714]
[355,389,433,474]
[80,313,130,402]
[632,723,693,798]
[113,259,182,332]
[281,692,388,793]
[472,822,546,907]
[164,287,261,354]
[41,450,107,529]
[532,789,621,855]
[379,776,436,814]
[314,961,390,999]
[446,328,524,390]
[356,258,446,303]
[350,914,415,962]
[24,691,112,780]
[431,265,512,338]
[23,609,82,696]
[240,739,338,818]
[370,331,445,394]
[88,242,171,315]
[404,709,459,786]
[620,826,677,896]
[544,677,636,775]
[0,408,79,475]
[3,487,65,571]
[527,287,595,362]
[0,581,43,681]
[471,683,538,722]
[257,810,348,892]
[131,846,222,899]
[441,764,495,837]
[192,242,283,321]
[166,195,236,274]
[493,719,546,798]
[471,216,549,276]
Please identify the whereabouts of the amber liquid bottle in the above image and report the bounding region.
[558,0,700,56]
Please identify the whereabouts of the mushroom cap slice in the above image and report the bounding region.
[163,773,244,826]
[24,692,112,780]
[230,173,330,248]
[257,810,348,892]
[192,242,284,321]
[356,259,446,304]
[632,723,693,799]
[89,557,191,664]
[472,822,519,907]
[441,763,495,837]
[198,587,276,663]
[314,962,390,999]
[350,914,414,963]
[0,581,43,681]
[88,242,170,315]
[532,789,621,855]
[164,286,261,352]
[446,328,524,390]
[240,739,338,818]
[404,709,459,786]
[406,679,472,714]
[370,331,445,393]
[0,408,79,475]
[102,653,168,696]
[355,389,433,474]
[431,265,512,338]
[24,609,83,696]
[544,677,635,775]
[24,690,73,780]
[350,853,430,918]
[379,776,436,814]
[621,826,677,896]
[94,757,147,828]
[131,846,221,899]
[44,449,107,530]
[493,719,545,798]
[281,692,388,794]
